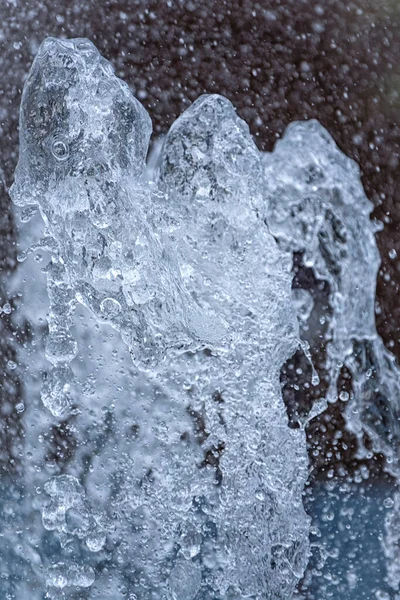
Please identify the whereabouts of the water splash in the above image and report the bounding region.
[11,33,400,600]
[264,120,400,464]
[264,120,400,596]
[10,39,310,598]
[155,93,310,598]
[10,37,225,384]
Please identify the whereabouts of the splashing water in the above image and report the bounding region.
[264,120,400,465]
[263,120,400,594]
[9,35,400,598]
[10,38,310,598]
[154,94,309,598]
[11,37,225,386]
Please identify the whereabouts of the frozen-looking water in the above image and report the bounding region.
[10,37,309,599]
[7,36,400,598]
[264,121,400,465]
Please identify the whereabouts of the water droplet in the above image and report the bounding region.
[51,140,69,161]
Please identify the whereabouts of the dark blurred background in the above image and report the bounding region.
[1,0,400,483]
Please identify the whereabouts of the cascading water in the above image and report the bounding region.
[6,35,400,599]
[9,37,310,599]
[263,119,400,595]
[263,120,400,463]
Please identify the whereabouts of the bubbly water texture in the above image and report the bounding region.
[264,121,400,465]
[11,37,225,385]
[10,35,400,599]
[263,124,400,594]
[10,38,310,599]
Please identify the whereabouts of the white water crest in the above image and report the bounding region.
[10,37,310,599]
[8,36,400,599]
[263,120,400,464]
